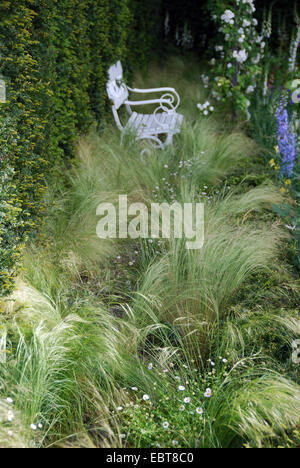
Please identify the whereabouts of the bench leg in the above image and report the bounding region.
[165,133,174,146]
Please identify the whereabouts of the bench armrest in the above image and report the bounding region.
[127,86,177,94]
[127,86,180,111]
[125,98,174,107]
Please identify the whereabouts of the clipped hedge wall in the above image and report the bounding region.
[0,0,162,298]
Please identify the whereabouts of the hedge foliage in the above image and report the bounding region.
[0,0,163,298]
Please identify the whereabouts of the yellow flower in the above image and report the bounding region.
[274,146,279,154]
[269,158,275,167]
[274,165,280,171]
[285,179,291,185]
[280,187,286,193]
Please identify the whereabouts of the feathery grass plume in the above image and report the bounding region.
[177,120,259,186]
[200,363,300,448]
[118,345,300,448]
[1,278,139,447]
[217,374,300,448]
[212,307,300,370]
[129,184,286,359]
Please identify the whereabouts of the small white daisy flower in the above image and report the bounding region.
[204,388,212,398]
[196,407,204,415]
[184,397,191,404]
[30,424,37,431]
[143,394,150,401]
[178,385,185,391]
[162,421,169,429]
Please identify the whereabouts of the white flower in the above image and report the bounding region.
[209,106,214,112]
[162,421,169,429]
[210,58,216,65]
[253,18,258,26]
[38,423,43,429]
[246,85,254,94]
[210,361,216,367]
[252,53,261,64]
[148,363,153,370]
[172,440,179,446]
[243,19,251,27]
[285,225,296,231]
[203,110,208,116]
[233,49,248,63]
[117,406,123,411]
[196,407,204,415]
[222,358,228,363]
[227,63,232,69]
[178,385,185,391]
[142,394,150,401]
[131,387,138,391]
[221,10,235,24]
[30,424,37,431]
[204,388,212,398]
[184,397,191,404]
[179,405,185,411]
[7,430,13,437]
[6,398,13,404]
[7,410,14,422]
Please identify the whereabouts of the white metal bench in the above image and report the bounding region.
[107,61,183,152]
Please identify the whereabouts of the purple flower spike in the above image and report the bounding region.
[277,100,297,179]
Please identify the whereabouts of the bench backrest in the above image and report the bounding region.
[107,61,129,110]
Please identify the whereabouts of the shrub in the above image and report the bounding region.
[0,0,161,297]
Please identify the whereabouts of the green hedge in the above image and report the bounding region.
[0,0,162,299]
